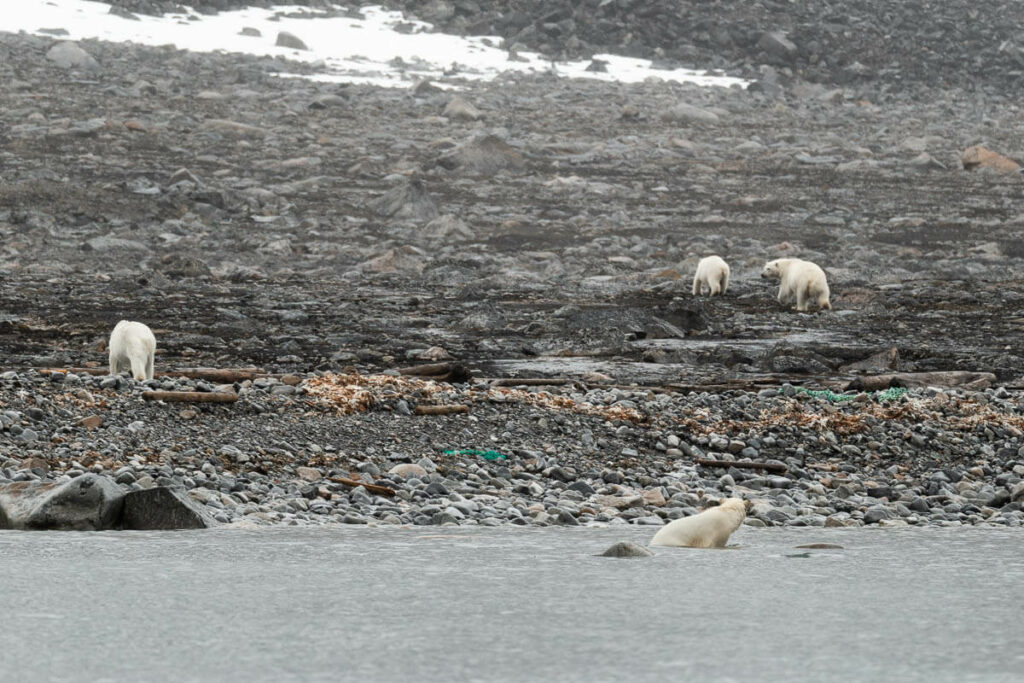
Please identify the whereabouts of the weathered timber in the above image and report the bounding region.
[398,362,472,383]
[413,404,469,415]
[329,477,395,497]
[141,391,238,403]
[695,458,788,473]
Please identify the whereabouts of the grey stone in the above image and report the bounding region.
[567,480,595,496]
[863,504,896,524]
[660,103,720,125]
[389,463,427,479]
[122,487,217,530]
[275,31,309,50]
[436,134,526,177]
[600,541,654,558]
[758,31,798,60]
[371,178,438,221]
[46,42,99,70]
[1010,481,1024,503]
[556,510,580,526]
[443,96,483,121]
[0,474,124,530]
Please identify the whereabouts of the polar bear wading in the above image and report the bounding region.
[108,320,156,381]
[692,255,730,296]
[650,498,750,548]
[760,258,831,312]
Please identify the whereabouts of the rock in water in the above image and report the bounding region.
[601,541,655,558]
[121,488,218,530]
[0,474,124,530]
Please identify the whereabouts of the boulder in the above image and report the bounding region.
[660,103,721,125]
[436,135,527,177]
[0,474,124,530]
[758,31,797,60]
[961,146,1021,173]
[389,463,428,479]
[275,31,309,50]
[360,245,428,274]
[46,42,99,70]
[122,487,217,530]
[443,96,483,121]
[371,178,438,221]
[601,541,655,558]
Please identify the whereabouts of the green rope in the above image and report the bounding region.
[443,449,508,460]
[781,386,908,403]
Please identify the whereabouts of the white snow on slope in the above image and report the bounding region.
[7,0,748,89]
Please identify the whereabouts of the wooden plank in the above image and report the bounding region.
[142,391,238,403]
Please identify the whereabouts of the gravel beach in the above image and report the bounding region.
[2,1,1024,530]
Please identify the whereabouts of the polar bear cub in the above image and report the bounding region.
[108,320,156,381]
[692,255,730,297]
[650,498,750,548]
[760,258,831,312]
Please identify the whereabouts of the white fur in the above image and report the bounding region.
[108,320,156,381]
[760,258,831,312]
[650,498,748,548]
[692,255,730,296]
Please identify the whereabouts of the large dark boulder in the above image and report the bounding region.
[0,474,124,531]
[121,487,218,530]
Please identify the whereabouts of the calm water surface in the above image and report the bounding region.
[1,525,1021,682]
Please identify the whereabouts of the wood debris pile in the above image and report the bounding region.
[304,373,449,414]
[480,387,645,423]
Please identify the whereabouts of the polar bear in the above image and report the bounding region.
[108,320,156,381]
[650,498,750,548]
[760,258,831,312]
[692,255,730,296]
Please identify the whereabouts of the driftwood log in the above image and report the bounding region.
[413,404,470,416]
[695,458,788,473]
[36,367,278,383]
[846,371,997,391]
[329,477,395,497]
[490,378,574,387]
[141,391,238,403]
[398,362,472,383]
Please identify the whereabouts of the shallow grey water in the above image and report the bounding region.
[1,526,1021,683]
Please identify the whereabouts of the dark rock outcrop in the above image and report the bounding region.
[122,488,218,530]
[0,474,124,531]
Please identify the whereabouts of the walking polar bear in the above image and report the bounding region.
[760,258,831,312]
[692,255,730,297]
[650,498,750,548]
[108,320,156,381]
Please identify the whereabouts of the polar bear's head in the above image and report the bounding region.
[760,259,791,280]
[706,497,750,514]
[718,498,751,514]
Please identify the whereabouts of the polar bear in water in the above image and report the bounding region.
[650,498,750,548]
[108,320,156,381]
[760,258,831,312]
[692,255,730,297]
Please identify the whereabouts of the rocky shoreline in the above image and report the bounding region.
[3,4,1024,531]
[1,369,1022,529]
